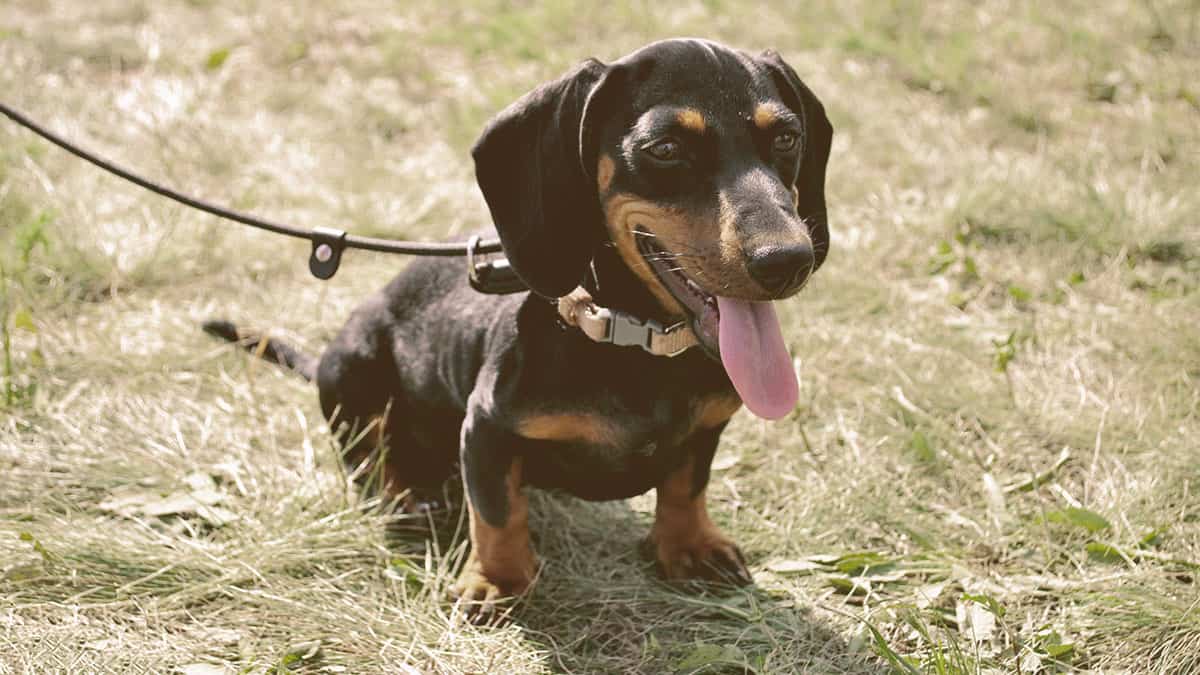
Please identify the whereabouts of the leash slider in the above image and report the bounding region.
[309,227,347,280]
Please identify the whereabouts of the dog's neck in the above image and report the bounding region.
[583,246,681,325]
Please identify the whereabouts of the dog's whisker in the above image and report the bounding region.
[639,253,702,262]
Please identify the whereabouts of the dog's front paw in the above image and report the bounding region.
[642,529,752,587]
[450,552,536,624]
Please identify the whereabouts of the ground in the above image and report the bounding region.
[1,1,1198,673]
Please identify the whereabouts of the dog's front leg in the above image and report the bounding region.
[452,412,538,621]
[644,424,753,586]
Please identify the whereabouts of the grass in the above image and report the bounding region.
[1,0,1198,672]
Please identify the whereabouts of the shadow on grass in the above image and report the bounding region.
[387,487,883,674]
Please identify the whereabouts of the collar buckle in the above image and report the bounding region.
[558,287,698,357]
[596,308,691,357]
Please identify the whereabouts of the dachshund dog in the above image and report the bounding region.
[206,38,832,620]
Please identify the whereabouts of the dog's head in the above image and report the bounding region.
[473,39,833,419]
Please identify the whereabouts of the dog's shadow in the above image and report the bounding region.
[386,487,884,674]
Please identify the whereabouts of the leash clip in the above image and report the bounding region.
[467,235,526,294]
[309,227,347,280]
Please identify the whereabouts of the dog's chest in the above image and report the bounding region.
[514,391,739,501]
[515,390,740,456]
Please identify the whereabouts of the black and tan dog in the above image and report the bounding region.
[205,38,831,618]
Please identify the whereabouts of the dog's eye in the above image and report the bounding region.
[773,131,799,153]
[645,139,681,162]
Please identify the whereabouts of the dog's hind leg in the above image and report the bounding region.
[317,339,429,512]
[333,405,414,507]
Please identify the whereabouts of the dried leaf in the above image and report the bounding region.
[187,627,241,645]
[956,598,997,643]
[282,640,323,665]
[766,559,826,575]
[100,485,237,527]
[3,564,44,581]
[183,472,218,492]
[1003,447,1071,493]
[914,581,948,609]
[178,664,232,675]
[1019,651,1043,672]
[827,576,871,596]
[982,473,1008,526]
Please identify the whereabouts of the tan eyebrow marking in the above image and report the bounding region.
[676,108,706,133]
[753,102,785,130]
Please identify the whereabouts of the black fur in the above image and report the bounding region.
[471,59,616,299]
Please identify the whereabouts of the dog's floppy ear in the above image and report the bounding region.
[759,50,833,271]
[472,59,618,298]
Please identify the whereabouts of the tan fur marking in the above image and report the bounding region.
[602,194,694,315]
[596,154,616,193]
[361,414,405,501]
[716,192,742,270]
[677,108,706,133]
[339,413,420,511]
[603,192,770,307]
[517,412,620,445]
[653,458,711,550]
[753,102,783,130]
[718,189,814,296]
[648,457,744,581]
[694,393,743,429]
[468,457,536,594]
[365,414,388,451]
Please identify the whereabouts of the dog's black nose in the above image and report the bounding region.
[748,241,815,295]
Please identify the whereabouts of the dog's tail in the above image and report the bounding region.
[202,319,318,382]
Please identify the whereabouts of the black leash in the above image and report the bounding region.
[0,101,514,284]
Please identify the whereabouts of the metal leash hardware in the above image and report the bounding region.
[467,235,527,294]
[308,227,347,280]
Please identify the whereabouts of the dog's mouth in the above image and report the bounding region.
[636,232,721,354]
[637,230,799,420]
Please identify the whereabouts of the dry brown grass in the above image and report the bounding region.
[2,1,1198,672]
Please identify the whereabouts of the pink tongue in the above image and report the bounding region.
[716,297,799,420]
